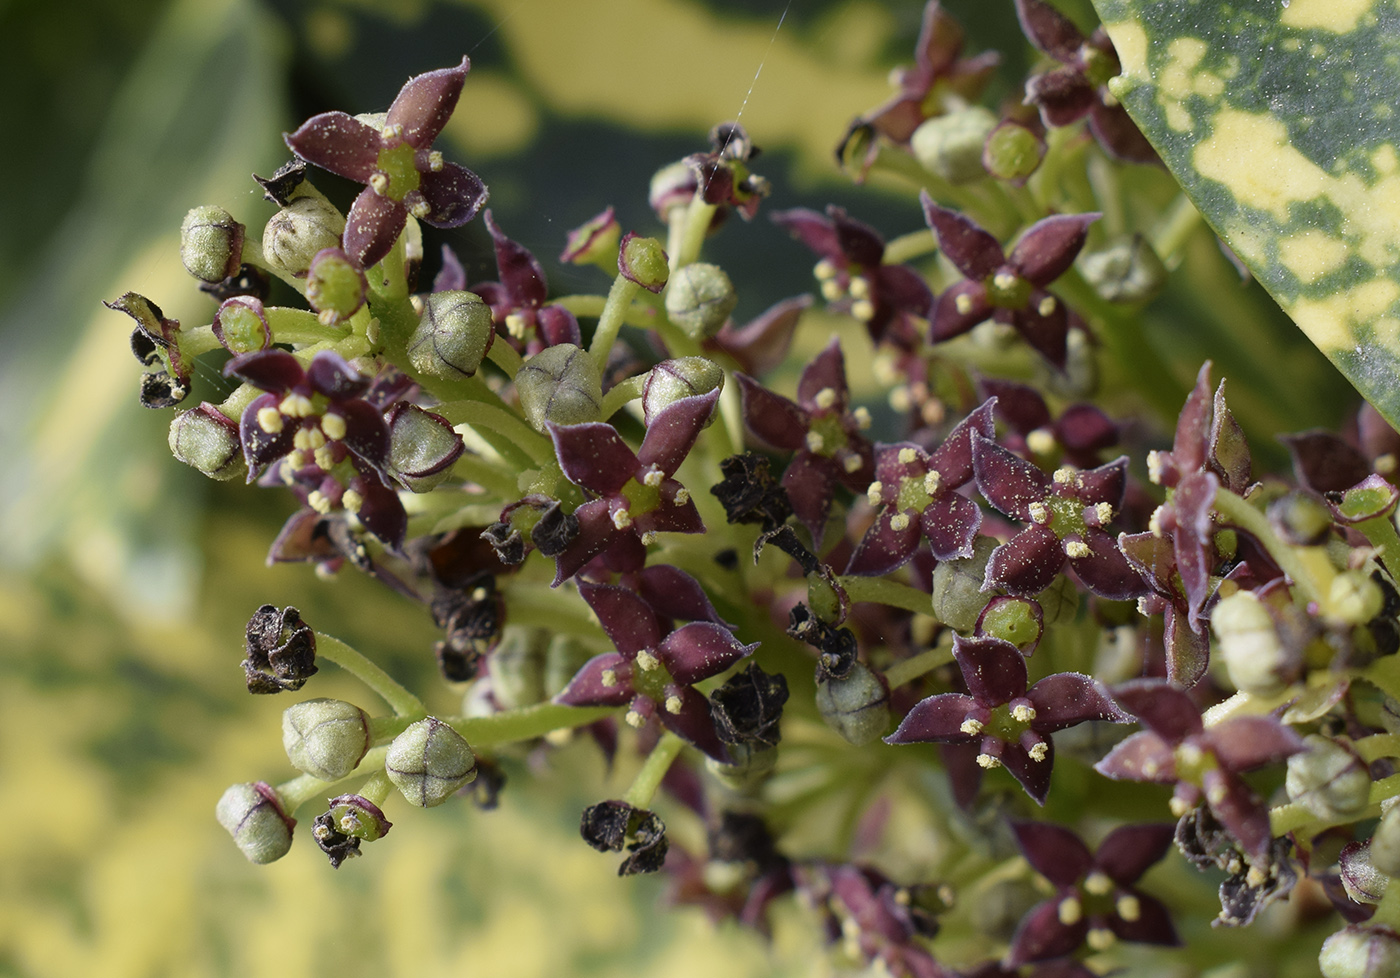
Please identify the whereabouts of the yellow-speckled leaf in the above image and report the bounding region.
[1091,0,1400,425]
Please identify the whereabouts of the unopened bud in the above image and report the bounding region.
[216,781,295,864]
[619,233,670,293]
[705,742,778,792]
[1268,490,1334,546]
[932,537,999,630]
[649,160,698,222]
[1320,925,1400,978]
[1079,235,1168,304]
[982,120,1045,183]
[665,263,737,339]
[517,343,603,431]
[305,248,367,325]
[1286,735,1371,821]
[911,107,997,184]
[385,717,477,807]
[180,205,245,283]
[169,403,245,480]
[408,290,495,380]
[976,595,1043,652]
[642,357,724,425]
[386,403,465,492]
[560,206,621,267]
[1330,570,1386,626]
[489,626,549,709]
[1213,590,1291,695]
[1371,805,1400,877]
[263,194,346,277]
[282,698,372,781]
[815,660,890,746]
[211,296,271,354]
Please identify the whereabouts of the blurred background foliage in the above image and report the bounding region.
[0,0,1353,975]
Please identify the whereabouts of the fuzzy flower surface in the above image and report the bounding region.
[469,210,582,352]
[553,582,757,759]
[886,635,1130,804]
[284,57,487,269]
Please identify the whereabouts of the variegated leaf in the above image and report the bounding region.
[1092,0,1400,425]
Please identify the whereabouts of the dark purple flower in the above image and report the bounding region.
[1118,530,1210,687]
[735,338,876,546]
[772,206,934,348]
[469,210,581,354]
[807,863,951,978]
[224,349,406,547]
[973,435,1145,600]
[284,57,487,269]
[1014,0,1157,164]
[886,635,1130,804]
[553,582,757,759]
[838,1,1000,176]
[704,295,812,377]
[923,193,1096,369]
[1005,820,1179,966]
[980,378,1118,469]
[547,389,719,585]
[846,399,997,575]
[684,122,770,221]
[1095,679,1304,864]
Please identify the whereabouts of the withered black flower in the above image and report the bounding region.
[711,452,794,532]
[788,603,859,681]
[709,663,790,749]
[581,800,670,876]
[242,604,318,694]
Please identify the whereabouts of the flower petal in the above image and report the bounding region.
[1005,898,1087,967]
[385,56,469,148]
[1093,730,1178,783]
[1088,100,1160,165]
[846,506,923,576]
[415,162,489,228]
[1068,528,1146,600]
[982,378,1052,436]
[659,622,757,685]
[553,652,634,707]
[636,482,706,535]
[954,635,1028,707]
[334,398,391,469]
[708,295,811,376]
[1282,431,1371,495]
[1071,455,1129,506]
[549,422,638,494]
[483,210,548,309]
[284,111,381,182]
[1027,672,1130,731]
[930,280,993,341]
[1208,716,1305,772]
[1094,824,1177,886]
[579,582,663,655]
[1010,214,1099,286]
[1011,821,1093,887]
[1008,294,1070,368]
[1164,605,1211,689]
[735,373,809,450]
[1014,0,1087,62]
[921,192,1005,279]
[656,684,728,760]
[1201,767,1273,864]
[225,349,305,392]
[922,492,983,561]
[638,389,721,477]
[985,524,1065,597]
[1025,66,1096,126]
[885,692,984,743]
[830,206,887,267]
[350,471,406,549]
[344,187,408,270]
[1106,890,1180,946]
[973,435,1053,520]
[1111,680,1202,741]
[928,398,998,487]
[782,451,839,547]
[637,564,732,627]
[796,338,850,410]
[239,392,298,472]
[550,498,616,586]
[306,351,370,401]
[770,207,841,260]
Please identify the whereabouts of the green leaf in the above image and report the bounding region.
[1092,0,1400,425]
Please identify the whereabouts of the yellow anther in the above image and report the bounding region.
[342,489,364,513]
[1148,505,1166,538]
[1037,295,1057,317]
[1177,742,1204,766]
[1116,894,1141,922]
[280,392,315,417]
[307,490,331,514]
[1029,501,1051,524]
[369,172,391,195]
[601,669,619,688]
[1377,453,1397,475]
[1052,466,1076,485]
[1206,783,1228,805]
[665,695,684,715]
[898,447,918,465]
[612,508,633,530]
[867,481,885,506]
[960,718,984,735]
[624,710,646,729]
[427,150,444,172]
[955,293,975,315]
[853,406,872,430]
[993,271,1018,291]
[256,407,284,434]
[1169,796,1192,818]
[1028,742,1049,762]
[1011,704,1037,723]
[814,258,839,281]
[382,123,404,140]
[1065,540,1091,559]
[924,470,942,494]
[814,387,839,410]
[1026,428,1056,455]
[976,753,1001,769]
[642,466,665,487]
[317,308,340,327]
[842,453,863,474]
[889,388,912,412]
[313,446,337,470]
[848,276,871,300]
[640,530,659,546]
[820,279,845,302]
[1084,872,1113,896]
[410,199,431,219]
[673,488,690,506]
[635,649,660,671]
[471,586,488,602]
[1146,449,1166,485]
[851,299,875,322]
[505,312,528,339]
[806,431,826,453]
[890,513,911,532]
[1086,928,1116,951]
[293,428,314,452]
[1094,501,1115,524]
[285,450,308,470]
[320,412,347,441]
[1057,896,1083,926]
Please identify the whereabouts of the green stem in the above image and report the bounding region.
[600,373,647,420]
[555,294,608,318]
[883,645,955,689]
[266,307,350,346]
[835,575,934,618]
[276,745,390,812]
[1357,514,1400,584]
[435,396,552,468]
[314,633,426,718]
[355,770,394,807]
[1151,193,1203,267]
[486,338,524,379]
[623,732,685,809]
[1212,488,1330,609]
[366,234,409,302]
[240,236,306,294]
[673,196,717,271]
[215,383,263,423]
[589,274,643,366]
[450,702,616,749]
[451,452,521,498]
[1375,881,1400,931]
[882,229,938,266]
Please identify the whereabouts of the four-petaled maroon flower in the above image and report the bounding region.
[980,377,1119,469]
[1094,679,1304,864]
[553,581,757,759]
[1013,0,1158,164]
[284,57,488,270]
[771,206,934,348]
[1005,820,1180,966]
[838,0,1000,175]
[548,389,719,585]
[923,191,1096,369]
[224,349,406,547]
[886,635,1130,804]
[846,399,997,575]
[973,434,1145,600]
[805,863,948,978]
[735,338,876,547]
[469,210,582,354]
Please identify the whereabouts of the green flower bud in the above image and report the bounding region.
[305,248,367,325]
[1373,806,1400,877]
[211,296,271,354]
[982,120,1045,183]
[517,343,603,431]
[168,403,245,481]
[705,742,778,792]
[1268,490,1334,545]
[216,781,295,864]
[386,403,465,493]
[263,194,346,278]
[932,537,999,631]
[180,205,245,283]
[910,107,997,185]
[619,233,669,293]
[408,291,496,381]
[1331,570,1386,626]
[665,263,737,339]
[976,595,1043,652]
[649,160,697,222]
[385,717,477,807]
[560,206,621,267]
[1079,235,1168,304]
[1320,925,1400,978]
[489,626,549,709]
[642,357,724,426]
[1286,735,1371,821]
[815,661,889,746]
[282,698,372,781]
[1213,590,1292,695]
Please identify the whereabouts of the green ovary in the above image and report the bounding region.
[374,142,422,200]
